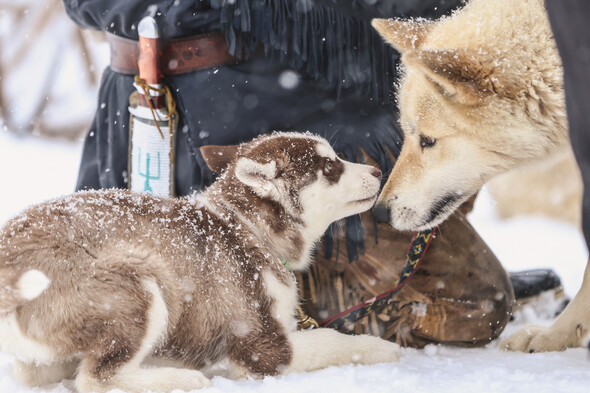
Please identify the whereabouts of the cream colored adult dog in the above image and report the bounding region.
[0,132,399,393]
[371,0,590,352]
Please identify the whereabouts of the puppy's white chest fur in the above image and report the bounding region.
[262,269,298,333]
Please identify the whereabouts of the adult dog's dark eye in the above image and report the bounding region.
[323,160,334,175]
[420,135,437,149]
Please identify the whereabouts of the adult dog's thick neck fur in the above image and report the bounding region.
[372,0,567,230]
[0,132,397,393]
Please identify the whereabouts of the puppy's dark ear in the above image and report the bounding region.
[199,145,239,174]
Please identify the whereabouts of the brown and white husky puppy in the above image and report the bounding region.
[0,132,400,393]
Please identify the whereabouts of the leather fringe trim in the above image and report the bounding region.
[213,0,400,103]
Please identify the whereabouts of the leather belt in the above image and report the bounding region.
[107,31,238,76]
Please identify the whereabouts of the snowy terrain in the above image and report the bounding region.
[0,130,589,393]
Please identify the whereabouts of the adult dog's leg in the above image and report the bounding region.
[285,328,400,373]
[502,261,590,352]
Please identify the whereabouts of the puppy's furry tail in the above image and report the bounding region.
[0,269,50,313]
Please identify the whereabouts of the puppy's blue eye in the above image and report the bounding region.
[420,135,437,149]
[323,160,333,175]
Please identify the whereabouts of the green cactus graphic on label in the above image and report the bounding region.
[138,147,161,193]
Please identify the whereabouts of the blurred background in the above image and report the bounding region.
[0,0,108,139]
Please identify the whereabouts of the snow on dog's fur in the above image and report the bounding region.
[0,132,399,393]
[371,0,590,353]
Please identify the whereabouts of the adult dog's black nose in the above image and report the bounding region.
[372,203,390,223]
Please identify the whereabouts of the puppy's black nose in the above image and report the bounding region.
[372,203,390,223]
[370,167,382,179]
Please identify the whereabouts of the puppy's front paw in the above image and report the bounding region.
[350,335,401,364]
[501,325,578,352]
[373,340,401,363]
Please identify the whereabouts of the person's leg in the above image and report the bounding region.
[76,70,134,192]
[547,0,590,250]
[501,0,590,352]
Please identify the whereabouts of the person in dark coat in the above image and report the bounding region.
[63,0,559,348]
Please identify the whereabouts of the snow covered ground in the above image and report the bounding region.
[0,130,589,393]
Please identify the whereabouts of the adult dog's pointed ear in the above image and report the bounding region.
[371,18,433,52]
[403,49,511,104]
[200,145,239,174]
[234,158,279,199]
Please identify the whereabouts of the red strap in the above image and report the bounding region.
[319,227,437,330]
